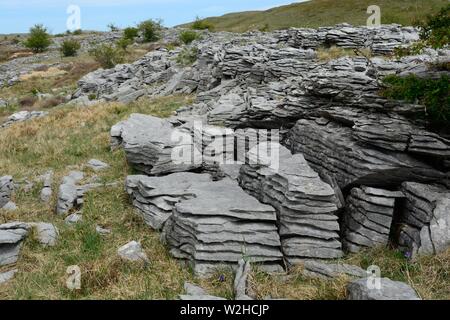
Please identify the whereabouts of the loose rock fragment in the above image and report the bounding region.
[118,241,149,263]
[347,277,421,300]
[0,222,29,266]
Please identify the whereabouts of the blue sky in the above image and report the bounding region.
[0,0,307,34]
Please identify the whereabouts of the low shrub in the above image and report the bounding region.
[138,19,162,43]
[60,39,81,57]
[191,17,214,31]
[23,24,52,53]
[123,27,139,40]
[382,74,450,127]
[176,47,198,66]
[107,23,119,32]
[179,30,199,44]
[89,44,125,69]
[116,37,132,51]
[416,4,450,49]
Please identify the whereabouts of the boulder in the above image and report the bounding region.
[0,222,29,266]
[30,223,59,247]
[117,241,149,263]
[347,277,420,300]
[111,114,201,175]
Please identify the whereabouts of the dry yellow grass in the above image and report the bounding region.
[19,67,68,81]
[316,46,373,62]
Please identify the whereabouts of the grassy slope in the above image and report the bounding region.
[0,95,448,299]
[186,0,449,32]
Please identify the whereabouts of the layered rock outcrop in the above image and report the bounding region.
[126,173,283,275]
[239,146,343,263]
[397,182,450,258]
[342,187,403,253]
[289,118,445,190]
[100,23,450,274]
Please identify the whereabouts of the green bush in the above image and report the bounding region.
[179,30,199,44]
[416,4,450,49]
[123,27,139,40]
[176,47,198,66]
[382,74,450,127]
[191,17,214,31]
[73,29,83,35]
[89,44,125,69]
[394,41,427,58]
[60,39,81,57]
[138,19,162,43]
[116,37,132,50]
[24,24,52,53]
[107,23,119,32]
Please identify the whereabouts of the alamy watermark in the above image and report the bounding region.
[66,265,81,290]
[66,4,81,32]
[367,5,381,27]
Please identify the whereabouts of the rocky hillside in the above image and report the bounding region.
[182,0,449,32]
[0,22,449,300]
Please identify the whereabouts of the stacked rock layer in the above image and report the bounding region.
[239,146,343,263]
[342,187,403,253]
[126,173,283,275]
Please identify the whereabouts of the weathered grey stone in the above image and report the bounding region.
[127,173,281,274]
[347,277,421,300]
[126,173,212,230]
[0,222,29,266]
[65,213,83,225]
[0,269,17,284]
[96,225,111,235]
[87,159,109,172]
[2,201,17,211]
[111,114,201,175]
[289,119,445,190]
[322,106,450,158]
[239,146,343,262]
[302,261,367,279]
[342,186,403,253]
[117,241,148,263]
[396,182,450,258]
[1,111,48,129]
[56,173,81,215]
[234,259,253,300]
[40,188,53,203]
[178,282,226,300]
[30,223,59,247]
[0,176,14,209]
[141,174,284,275]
